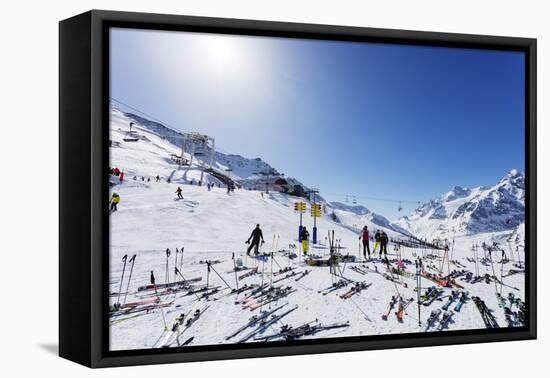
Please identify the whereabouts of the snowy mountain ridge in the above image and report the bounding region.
[116,107,312,195]
[394,169,525,239]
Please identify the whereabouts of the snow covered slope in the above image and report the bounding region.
[394,170,525,239]
[113,106,312,195]
[108,108,526,351]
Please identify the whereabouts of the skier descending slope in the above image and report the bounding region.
[175,186,184,200]
[300,226,310,256]
[246,224,265,256]
[358,226,371,260]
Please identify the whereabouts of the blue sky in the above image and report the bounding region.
[110,28,525,220]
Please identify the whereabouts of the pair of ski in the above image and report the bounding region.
[395,297,414,322]
[226,303,289,340]
[419,287,443,306]
[137,277,202,292]
[381,296,413,322]
[340,282,372,299]
[234,284,272,305]
[253,320,350,342]
[497,294,524,327]
[273,267,296,276]
[236,285,281,305]
[503,269,524,278]
[218,284,257,299]
[450,260,467,268]
[350,266,368,275]
[388,266,416,280]
[472,296,500,328]
[294,269,310,282]
[238,267,259,281]
[361,265,408,288]
[155,306,210,348]
[424,309,454,331]
[421,271,451,288]
[244,288,296,311]
[318,280,348,296]
[448,291,468,312]
[273,271,299,284]
[237,305,299,343]
[110,301,173,317]
[140,283,211,298]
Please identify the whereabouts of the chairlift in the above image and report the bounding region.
[397,201,403,212]
[352,196,357,205]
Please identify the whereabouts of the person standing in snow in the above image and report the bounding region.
[300,226,310,256]
[175,186,184,200]
[372,230,381,255]
[246,224,265,256]
[379,231,389,259]
[150,271,156,285]
[358,226,371,260]
[110,193,120,212]
[156,175,160,182]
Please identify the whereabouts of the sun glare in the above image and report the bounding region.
[200,35,244,75]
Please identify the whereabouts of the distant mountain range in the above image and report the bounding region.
[394,170,525,238]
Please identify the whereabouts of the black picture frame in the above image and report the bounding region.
[59,9,537,368]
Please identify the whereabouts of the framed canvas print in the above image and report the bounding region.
[59,10,537,368]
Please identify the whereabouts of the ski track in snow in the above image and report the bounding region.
[108,109,526,351]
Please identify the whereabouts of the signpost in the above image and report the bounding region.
[294,202,306,241]
[311,203,321,244]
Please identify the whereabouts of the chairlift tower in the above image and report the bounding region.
[181,132,216,184]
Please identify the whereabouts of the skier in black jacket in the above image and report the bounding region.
[246,224,265,255]
[379,231,389,259]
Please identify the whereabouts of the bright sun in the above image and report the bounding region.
[200,35,244,75]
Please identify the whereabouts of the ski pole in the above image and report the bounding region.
[122,254,136,305]
[174,248,179,283]
[270,252,274,287]
[153,283,168,330]
[499,251,505,295]
[175,268,201,301]
[116,254,128,306]
[232,253,239,291]
[165,248,171,285]
[208,261,233,290]
[260,258,266,312]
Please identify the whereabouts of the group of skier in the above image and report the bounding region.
[244,223,390,261]
[359,226,389,260]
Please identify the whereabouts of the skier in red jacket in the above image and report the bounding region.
[359,226,371,260]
